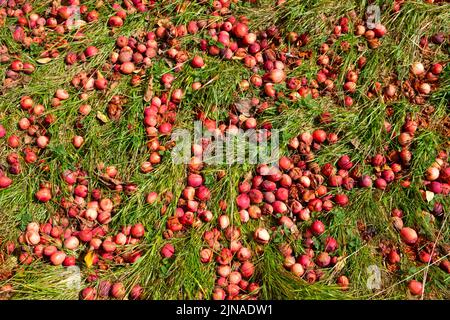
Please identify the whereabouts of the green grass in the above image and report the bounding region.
[0,0,449,300]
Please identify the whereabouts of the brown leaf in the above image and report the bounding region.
[96,111,109,124]
[110,81,119,91]
[238,114,248,122]
[143,75,154,102]
[334,256,346,273]
[163,57,173,68]
[107,104,122,121]
[234,98,251,116]
[156,18,171,28]
[350,138,361,149]
[425,191,434,202]
[297,51,311,58]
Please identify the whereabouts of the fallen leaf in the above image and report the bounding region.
[110,81,119,90]
[334,256,346,273]
[297,51,311,58]
[163,58,173,68]
[84,251,94,268]
[350,138,361,149]
[98,173,123,186]
[36,57,52,64]
[238,114,248,122]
